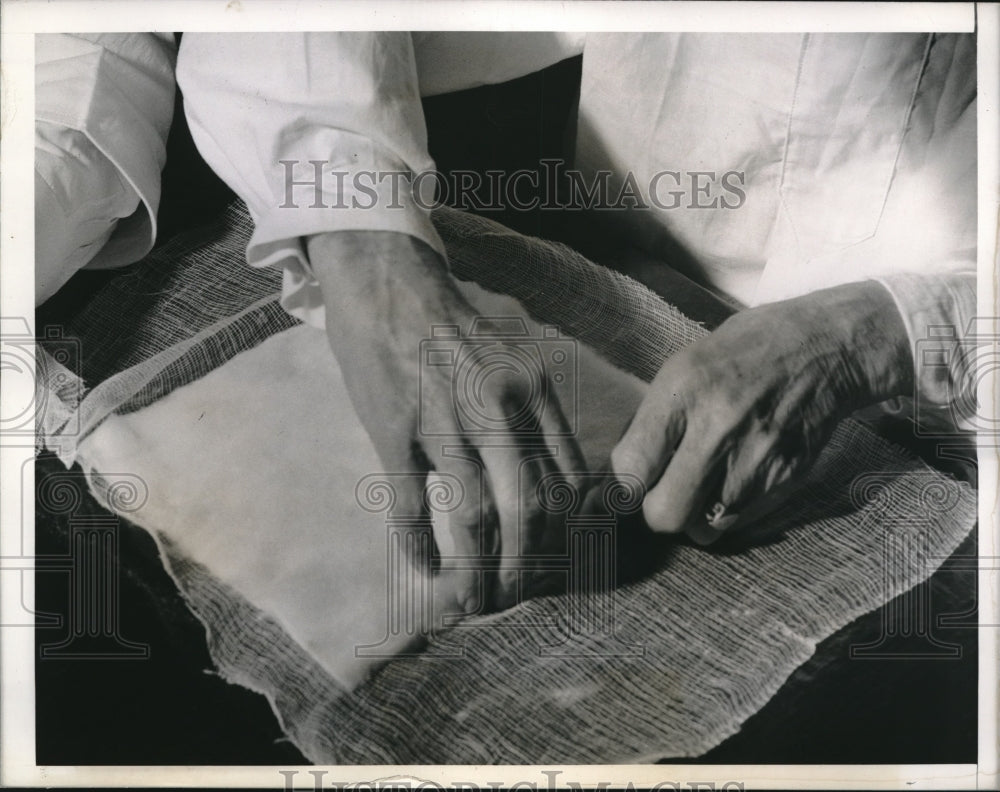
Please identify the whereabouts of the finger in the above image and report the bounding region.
[534,394,587,546]
[641,429,723,535]
[384,457,436,575]
[536,394,589,488]
[429,446,498,615]
[719,429,783,513]
[719,430,810,528]
[474,441,547,610]
[685,521,726,547]
[610,372,687,491]
[516,444,569,597]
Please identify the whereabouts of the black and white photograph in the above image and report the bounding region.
[1,1,997,788]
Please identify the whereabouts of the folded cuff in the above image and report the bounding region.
[247,195,446,330]
[875,269,978,433]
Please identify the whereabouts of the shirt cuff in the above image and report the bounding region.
[246,162,446,330]
[874,270,978,433]
[35,34,177,270]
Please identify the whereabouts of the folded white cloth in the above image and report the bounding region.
[77,280,646,689]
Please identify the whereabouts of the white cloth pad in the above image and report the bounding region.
[76,281,646,689]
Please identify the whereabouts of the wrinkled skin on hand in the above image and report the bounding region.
[308,230,586,611]
[611,280,915,544]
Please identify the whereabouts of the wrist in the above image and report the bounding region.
[306,229,468,349]
[306,230,446,284]
[807,280,915,407]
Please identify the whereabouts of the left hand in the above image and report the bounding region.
[611,280,914,543]
[307,229,587,611]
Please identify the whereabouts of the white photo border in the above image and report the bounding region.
[1,2,995,789]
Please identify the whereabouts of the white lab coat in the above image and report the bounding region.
[38,32,978,427]
[573,33,977,420]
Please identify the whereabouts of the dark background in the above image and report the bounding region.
[35,53,978,766]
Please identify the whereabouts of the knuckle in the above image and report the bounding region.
[610,443,641,478]
[460,586,482,614]
[642,494,683,534]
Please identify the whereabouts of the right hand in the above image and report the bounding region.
[308,230,587,612]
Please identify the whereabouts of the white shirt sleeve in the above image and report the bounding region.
[176,33,444,329]
[35,33,177,304]
[35,120,137,305]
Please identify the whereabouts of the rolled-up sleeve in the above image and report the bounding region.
[176,33,443,328]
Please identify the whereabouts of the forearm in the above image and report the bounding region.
[307,230,460,347]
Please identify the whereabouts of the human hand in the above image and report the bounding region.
[611,280,914,543]
[308,230,587,611]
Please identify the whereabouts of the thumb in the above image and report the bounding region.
[610,380,687,493]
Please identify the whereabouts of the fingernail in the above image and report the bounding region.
[460,590,480,614]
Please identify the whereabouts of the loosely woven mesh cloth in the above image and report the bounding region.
[39,202,977,763]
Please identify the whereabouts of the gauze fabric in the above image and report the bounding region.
[76,283,648,690]
[41,203,976,763]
